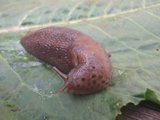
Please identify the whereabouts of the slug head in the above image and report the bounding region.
[61,64,111,95]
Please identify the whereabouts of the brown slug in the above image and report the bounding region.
[21,26,112,94]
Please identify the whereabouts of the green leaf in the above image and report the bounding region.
[145,89,160,104]
[0,0,160,120]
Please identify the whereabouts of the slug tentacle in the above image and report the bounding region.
[58,81,70,92]
[52,67,67,81]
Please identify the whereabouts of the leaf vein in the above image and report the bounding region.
[66,1,84,21]
[18,6,42,26]
[0,3,160,34]
[126,17,160,40]
[144,10,160,20]
[87,23,153,57]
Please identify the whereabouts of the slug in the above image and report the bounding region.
[21,26,112,94]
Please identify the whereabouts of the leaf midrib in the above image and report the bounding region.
[0,3,159,34]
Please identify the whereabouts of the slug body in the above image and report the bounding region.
[21,27,112,94]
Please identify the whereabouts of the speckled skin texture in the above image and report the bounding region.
[21,27,112,94]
